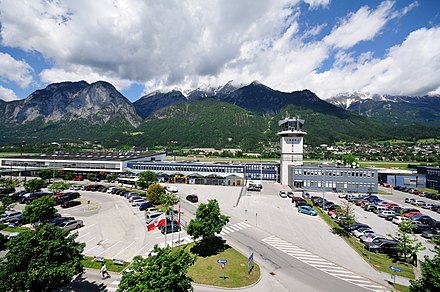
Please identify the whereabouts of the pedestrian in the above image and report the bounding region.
[101,263,110,279]
[412,253,418,267]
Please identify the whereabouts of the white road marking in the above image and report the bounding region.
[79,223,97,231]
[112,242,135,259]
[129,243,149,260]
[223,226,234,233]
[262,236,388,292]
[83,245,100,253]
[85,237,96,244]
[83,239,108,253]
[76,232,90,240]
[228,225,241,231]
[96,241,122,256]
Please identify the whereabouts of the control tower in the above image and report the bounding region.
[277,116,307,185]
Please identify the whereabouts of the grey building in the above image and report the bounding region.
[289,165,378,193]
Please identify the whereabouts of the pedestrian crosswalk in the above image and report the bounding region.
[262,236,389,292]
[146,221,252,255]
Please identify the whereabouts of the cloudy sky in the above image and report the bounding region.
[0,0,439,102]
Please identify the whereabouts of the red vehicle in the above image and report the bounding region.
[403,211,422,218]
[73,176,84,181]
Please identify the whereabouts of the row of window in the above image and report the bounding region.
[301,180,376,189]
[294,168,375,178]
[130,164,244,174]
[427,169,440,177]
[1,160,120,170]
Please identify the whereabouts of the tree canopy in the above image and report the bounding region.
[39,169,53,181]
[118,245,196,292]
[187,199,229,241]
[137,171,157,189]
[48,181,70,193]
[22,196,57,224]
[0,224,84,292]
[388,220,425,262]
[24,178,45,193]
[146,183,165,205]
[410,238,440,291]
[0,178,20,190]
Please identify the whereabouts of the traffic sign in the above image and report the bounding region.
[389,265,402,273]
[217,259,228,264]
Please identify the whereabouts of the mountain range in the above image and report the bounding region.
[1,81,439,149]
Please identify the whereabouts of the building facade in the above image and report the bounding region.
[289,165,378,193]
[418,166,440,191]
[277,117,307,185]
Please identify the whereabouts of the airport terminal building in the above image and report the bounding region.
[0,117,380,193]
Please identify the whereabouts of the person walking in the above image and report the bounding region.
[412,253,418,267]
[101,263,110,279]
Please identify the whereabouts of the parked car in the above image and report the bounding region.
[0,211,22,223]
[145,211,164,224]
[346,223,370,232]
[61,200,82,208]
[72,176,84,181]
[421,230,440,239]
[132,198,146,207]
[49,216,75,226]
[247,186,260,192]
[160,222,181,234]
[59,219,84,231]
[296,201,312,208]
[293,197,306,205]
[392,216,408,225]
[412,224,433,234]
[139,201,155,211]
[298,205,317,216]
[353,228,374,238]
[404,198,411,203]
[286,191,294,198]
[129,195,142,203]
[279,191,287,198]
[186,194,198,203]
[365,239,401,256]
[360,233,386,243]
[378,210,396,219]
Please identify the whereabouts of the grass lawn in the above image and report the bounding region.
[183,239,260,288]
[312,206,415,279]
[416,188,439,195]
[0,226,31,232]
[390,282,410,292]
[81,256,128,273]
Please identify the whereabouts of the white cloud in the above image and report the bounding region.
[39,64,133,91]
[307,26,440,98]
[0,53,33,88]
[324,1,395,49]
[0,0,438,101]
[303,0,330,9]
[0,85,19,101]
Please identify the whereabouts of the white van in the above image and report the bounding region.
[378,210,396,218]
[373,206,388,214]
[145,211,163,224]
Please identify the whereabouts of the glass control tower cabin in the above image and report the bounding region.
[277,116,307,185]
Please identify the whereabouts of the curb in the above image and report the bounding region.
[192,269,262,291]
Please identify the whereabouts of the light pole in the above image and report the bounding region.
[51,142,61,183]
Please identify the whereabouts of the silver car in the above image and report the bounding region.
[59,219,84,231]
[0,211,22,223]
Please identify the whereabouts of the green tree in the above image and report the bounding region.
[118,245,195,292]
[339,201,356,228]
[86,173,95,181]
[106,174,114,182]
[160,192,179,209]
[187,199,229,241]
[48,181,70,193]
[24,178,45,193]
[0,224,84,292]
[0,197,15,215]
[146,183,165,205]
[137,171,157,189]
[410,238,440,291]
[39,169,53,181]
[388,220,425,263]
[63,172,75,180]
[0,233,7,251]
[342,154,356,166]
[22,196,57,224]
[0,178,20,189]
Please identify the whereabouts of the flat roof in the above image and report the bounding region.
[3,151,163,162]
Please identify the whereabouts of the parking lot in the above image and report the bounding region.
[5,180,438,289]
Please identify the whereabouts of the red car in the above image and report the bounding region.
[403,211,421,218]
[73,176,84,181]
